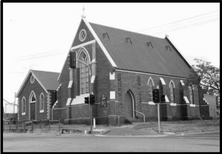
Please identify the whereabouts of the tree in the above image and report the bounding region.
[190,58,220,96]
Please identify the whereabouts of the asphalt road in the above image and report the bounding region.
[3,131,220,152]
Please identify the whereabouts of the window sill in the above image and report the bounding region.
[148,101,155,105]
[22,112,26,115]
[71,93,89,105]
[190,104,196,107]
[170,103,177,106]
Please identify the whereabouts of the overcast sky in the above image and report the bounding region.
[3,3,219,113]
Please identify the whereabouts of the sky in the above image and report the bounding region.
[3,3,220,113]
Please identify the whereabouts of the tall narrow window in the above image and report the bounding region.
[189,84,195,104]
[169,80,175,103]
[22,97,26,114]
[39,93,44,112]
[148,78,155,102]
[30,91,36,103]
[78,49,90,94]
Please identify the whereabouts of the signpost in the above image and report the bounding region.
[153,89,161,133]
[76,58,93,134]
[157,103,160,133]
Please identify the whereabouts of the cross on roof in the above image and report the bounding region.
[81,6,86,18]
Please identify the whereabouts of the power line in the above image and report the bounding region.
[138,10,218,33]
[150,17,218,36]
[12,10,219,61]
[16,49,66,61]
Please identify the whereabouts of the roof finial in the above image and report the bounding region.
[81,6,86,18]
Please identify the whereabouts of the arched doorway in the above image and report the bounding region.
[29,91,36,120]
[124,90,135,119]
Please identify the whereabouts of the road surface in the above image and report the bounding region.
[3,131,220,152]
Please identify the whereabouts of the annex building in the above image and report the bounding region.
[17,17,209,125]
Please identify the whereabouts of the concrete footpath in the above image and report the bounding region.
[4,120,219,137]
[60,121,220,136]
[58,122,167,137]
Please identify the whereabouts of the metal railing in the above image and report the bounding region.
[134,110,145,122]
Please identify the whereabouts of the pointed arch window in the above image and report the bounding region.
[169,80,176,103]
[78,48,90,94]
[148,78,155,102]
[29,91,36,103]
[22,97,26,115]
[189,84,195,104]
[39,93,44,112]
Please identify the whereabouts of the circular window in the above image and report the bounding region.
[79,29,87,42]
[30,75,35,83]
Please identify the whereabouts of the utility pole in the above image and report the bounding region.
[157,103,161,133]
[153,87,161,134]
[13,92,16,113]
[77,59,93,134]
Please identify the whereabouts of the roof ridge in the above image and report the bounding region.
[31,69,60,74]
[89,22,165,40]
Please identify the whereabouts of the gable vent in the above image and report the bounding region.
[165,45,171,51]
[146,42,153,48]
[125,37,132,44]
[103,32,110,40]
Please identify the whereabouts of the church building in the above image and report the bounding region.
[17,70,59,121]
[51,16,208,125]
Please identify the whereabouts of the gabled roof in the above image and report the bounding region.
[17,69,59,97]
[89,22,192,78]
[31,70,60,90]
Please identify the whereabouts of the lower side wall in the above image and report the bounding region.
[51,103,208,125]
[200,105,210,119]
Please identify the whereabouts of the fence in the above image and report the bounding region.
[3,119,61,133]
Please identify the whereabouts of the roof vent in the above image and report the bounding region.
[165,45,171,51]
[103,32,110,39]
[125,37,132,44]
[147,42,153,48]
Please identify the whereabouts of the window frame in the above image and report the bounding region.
[169,80,176,103]
[39,93,44,113]
[22,97,26,115]
[79,29,87,42]
[189,84,195,104]
[147,77,155,102]
[30,75,35,83]
[77,48,90,95]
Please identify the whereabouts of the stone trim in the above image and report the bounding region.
[160,77,166,85]
[47,92,51,119]
[170,103,177,106]
[110,91,116,100]
[66,98,72,106]
[190,104,196,107]
[52,100,58,108]
[183,96,190,104]
[109,72,115,80]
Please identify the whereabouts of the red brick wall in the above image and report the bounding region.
[113,70,202,121]
[71,20,95,47]
[94,43,112,105]
[57,56,69,109]
[18,74,48,121]
[56,39,113,124]
[141,104,157,121]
